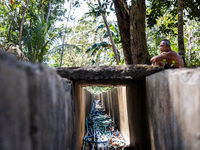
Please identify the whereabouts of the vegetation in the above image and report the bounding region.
[0,0,199,67]
[85,86,114,94]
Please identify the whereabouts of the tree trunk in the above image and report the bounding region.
[187,28,193,62]
[113,0,133,64]
[19,0,30,50]
[7,15,15,43]
[130,0,150,64]
[60,3,72,67]
[7,25,12,43]
[98,0,120,64]
[46,2,51,23]
[102,14,120,64]
[178,0,186,66]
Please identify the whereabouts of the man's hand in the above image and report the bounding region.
[150,56,157,63]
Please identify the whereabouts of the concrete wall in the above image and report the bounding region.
[74,83,93,150]
[100,84,151,149]
[2,51,199,150]
[101,88,120,130]
[101,84,151,150]
[0,52,76,150]
[146,68,200,150]
[126,80,151,150]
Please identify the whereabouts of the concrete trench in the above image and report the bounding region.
[74,82,150,150]
[82,96,128,149]
[0,51,200,150]
[59,66,162,150]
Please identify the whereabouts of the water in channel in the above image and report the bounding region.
[82,99,129,150]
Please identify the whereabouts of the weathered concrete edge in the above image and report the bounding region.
[57,65,163,82]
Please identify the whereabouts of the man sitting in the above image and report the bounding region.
[150,39,184,69]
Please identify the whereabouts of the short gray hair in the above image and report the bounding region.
[161,39,171,47]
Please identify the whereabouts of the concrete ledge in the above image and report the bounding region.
[57,65,163,83]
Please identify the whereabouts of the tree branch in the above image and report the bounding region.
[119,0,130,15]
[98,0,120,64]
[19,0,30,50]
[46,2,51,22]
[60,2,72,67]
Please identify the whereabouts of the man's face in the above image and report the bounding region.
[160,41,169,52]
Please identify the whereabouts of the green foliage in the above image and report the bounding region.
[96,24,105,32]
[1,0,199,67]
[85,86,114,94]
[183,20,200,67]
[86,41,112,65]
[146,1,177,36]
[86,42,110,54]
[186,51,200,67]
[0,0,67,59]
[45,19,94,67]
[147,0,200,27]
[84,18,122,65]
[146,0,200,36]
[84,0,113,15]
[184,0,200,21]
[23,14,59,62]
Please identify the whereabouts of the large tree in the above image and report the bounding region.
[113,0,151,64]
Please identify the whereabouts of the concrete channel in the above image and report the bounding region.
[58,66,162,150]
[82,96,129,149]
[1,51,199,150]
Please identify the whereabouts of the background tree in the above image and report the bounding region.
[86,21,122,65]
[113,0,151,64]
[82,0,121,64]
[97,0,120,64]
[112,0,132,64]
[177,0,186,66]
[24,14,60,62]
[130,0,150,64]
[19,0,30,50]
[60,0,73,67]
[45,20,95,67]
[0,0,66,62]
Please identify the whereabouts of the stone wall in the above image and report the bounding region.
[0,52,76,150]
[146,68,200,150]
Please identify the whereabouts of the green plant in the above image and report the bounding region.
[24,14,59,62]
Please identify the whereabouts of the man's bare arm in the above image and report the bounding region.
[150,52,175,63]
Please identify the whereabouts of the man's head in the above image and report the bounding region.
[160,39,171,52]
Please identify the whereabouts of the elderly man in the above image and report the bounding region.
[151,39,184,69]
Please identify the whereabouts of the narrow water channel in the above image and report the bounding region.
[82,97,133,150]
